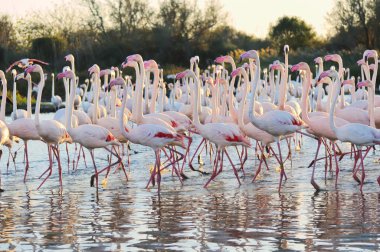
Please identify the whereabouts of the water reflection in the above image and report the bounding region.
[0,114,380,250]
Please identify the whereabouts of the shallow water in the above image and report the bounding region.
[1,113,380,251]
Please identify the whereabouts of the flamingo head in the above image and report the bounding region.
[231,67,242,78]
[317,70,339,82]
[369,63,376,71]
[239,50,259,62]
[363,50,378,60]
[342,78,355,86]
[121,60,138,69]
[126,54,143,63]
[314,57,323,64]
[64,54,74,62]
[214,55,230,64]
[291,62,309,73]
[357,80,373,89]
[24,64,41,77]
[270,61,283,71]
[99,69,111,77]
[324,54,341,62]
[176,70,192,80]
[143,59,158,70]
[357,59,366,66]
[190,56,199,65]
[88,64,100,75]
[316,76,331,85]
[108,77,125,88]
[284,45,289,54]
[57,70,75,80]
[111,66,119,73]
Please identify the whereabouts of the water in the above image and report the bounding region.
[1,113,380,251]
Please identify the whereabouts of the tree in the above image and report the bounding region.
[268,16,317,53]
[327,0,378,49]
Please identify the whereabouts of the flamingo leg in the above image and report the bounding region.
[23,141,30,182]
[311,139,321,191]
[204,149,220,188]
[37,144,53,190]
[89,150,98,188]
[52,145,63,191]
[224,149,241,185]
[332,142,340,188]
[277,141,287,191]
[188,138,208,174]
[358,146,366,191]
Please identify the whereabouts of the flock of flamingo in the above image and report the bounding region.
[0,46,379,194]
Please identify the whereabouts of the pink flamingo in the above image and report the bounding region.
[57,69,125,189]
[320,70,380,191]
[291,62,349,190]
[242,50,305,191]
[24,64,72,191]
[110,77,185,193]
[176,69,250,187]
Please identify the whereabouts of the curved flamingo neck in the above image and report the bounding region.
[238,69,249,128]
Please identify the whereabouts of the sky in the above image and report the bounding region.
[0,0,335,38]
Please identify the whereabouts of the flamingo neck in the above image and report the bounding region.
[35,69,45,127]
[67,75,77,131]
[300,68,312,125]
[191,73,202,129]
[27,76,32,118]
[0,75,7,121]
[119,81,134,141]
[92,73,100,124]
[63,78,70,127]
[12,77,17,115]
[248,57,261,128]
[278,67,287,110]
[238,72,249,128]
[329,77,341,135]
[368,84,375,128]
[149,67,160,114]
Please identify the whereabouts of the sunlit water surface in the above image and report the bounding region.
[1,113,380,251]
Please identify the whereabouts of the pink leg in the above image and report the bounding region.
[89,150,98,188]
[277,141,286,192]
[224,149,241,185]
[332,142,340,188]
[23,141,30,182]
[204,150,221,188]
[358,147,366,191]
[311,140,322,191]
[37,145,53,190]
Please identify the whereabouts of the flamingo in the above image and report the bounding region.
[241,50,305,191]
[176,69,250,187]
[6,58,49,73]
[24,64,72,191]
[110,77,185,193]
[7,72,41,182]
[319,70,380,191]
[291,62,349,190]
[231,67,276,181]
[51,73,62,110]
[57,69,125,189]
